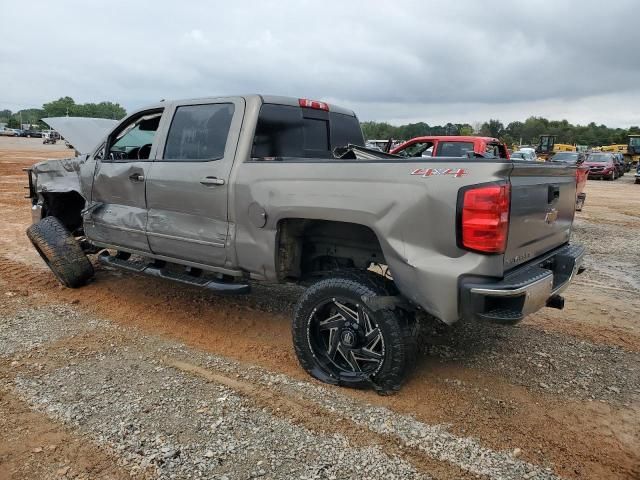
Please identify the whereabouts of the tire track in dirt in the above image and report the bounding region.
[168,359,483,480]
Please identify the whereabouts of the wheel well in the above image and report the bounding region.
[276,219,386,280]
[42,191,85,233]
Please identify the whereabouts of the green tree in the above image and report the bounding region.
[42,96,76,117]
[458,124,474,136]
[480,119,504,138]
[42,97,126,120]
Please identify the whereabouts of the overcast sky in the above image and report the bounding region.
[1,0,639,127]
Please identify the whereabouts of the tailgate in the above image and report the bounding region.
[504,162,576,270]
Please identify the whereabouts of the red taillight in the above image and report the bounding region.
[298,98,329,111]
[460,184,510,253]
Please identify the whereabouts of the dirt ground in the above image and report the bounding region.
[0,136,638,479]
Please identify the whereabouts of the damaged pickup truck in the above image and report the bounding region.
[25,95,585,393]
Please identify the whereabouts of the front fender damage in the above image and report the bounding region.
[31,156,86,196]
[28,156,91,227]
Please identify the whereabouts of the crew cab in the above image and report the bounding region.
[24,95,585,394]
[390,135,510,159]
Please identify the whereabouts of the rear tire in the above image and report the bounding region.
[292,272,417,395]
[26,216,94,288]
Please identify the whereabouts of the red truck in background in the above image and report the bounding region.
[391,136,587,212]
[390,135,510,158]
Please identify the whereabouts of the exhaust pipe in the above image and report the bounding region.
[546,294,565,310]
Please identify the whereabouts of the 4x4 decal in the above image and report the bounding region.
[411,168,468,178]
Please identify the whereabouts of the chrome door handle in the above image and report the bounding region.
[200,176,225,186]
[129,173,145,182]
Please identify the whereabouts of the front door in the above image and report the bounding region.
[145,98,244,267]
[85,109,164,252]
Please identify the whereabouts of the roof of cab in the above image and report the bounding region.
[129,95,357,118]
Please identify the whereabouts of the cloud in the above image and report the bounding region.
[1,0,639,126]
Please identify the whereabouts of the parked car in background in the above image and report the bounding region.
[0,127,16,136]
[612,153,625,177]
[13,129,27,137]
[550,152,589,211]
[635,163,640,184]
[42,130,60,144]
[511,150,537,161]
[517,147,538,161]
[585,153,618,180]
[23,129,43,138]
[391,136,509,158]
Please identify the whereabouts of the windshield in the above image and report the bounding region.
[629,137,640,146]
[586,154,611,164]
[436,141,474,157]
[552,152,578,163]
[112,127,155,152]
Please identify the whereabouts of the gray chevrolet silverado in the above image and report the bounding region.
[25,94,585,393]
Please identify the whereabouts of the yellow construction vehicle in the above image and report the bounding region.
[535,135,576,160]
[625,135,640,166]
[600,144,627,154]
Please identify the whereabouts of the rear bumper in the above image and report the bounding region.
[460,243,585,323]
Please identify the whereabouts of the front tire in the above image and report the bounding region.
[292,273,416,395]
[26,216,94,288]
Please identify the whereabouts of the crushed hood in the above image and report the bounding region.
[42,117,118,154]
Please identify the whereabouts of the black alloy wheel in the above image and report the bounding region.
[292,273,416,395]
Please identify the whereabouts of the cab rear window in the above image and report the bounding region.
[252,104,363,159]
[435,141,474,157]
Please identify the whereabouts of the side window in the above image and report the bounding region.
[397,142,433,158]
[163,103,234,161]
[252,104,356,159]
[436,141,474,157]
[484,144,500,158]
[108,112,162,161]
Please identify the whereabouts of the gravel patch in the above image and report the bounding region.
[571,216,640,291]
[0,304,104,357]
[15,345,427,480]
[156,344,559,480]
[421,319,640,403]
[6,306,568,480]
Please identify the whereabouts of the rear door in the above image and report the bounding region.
[504,162,577,269]
[144,97,244,267]
[86,109,164,252]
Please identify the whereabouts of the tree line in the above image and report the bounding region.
[361,117,640,147]
[0,97,126,129]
